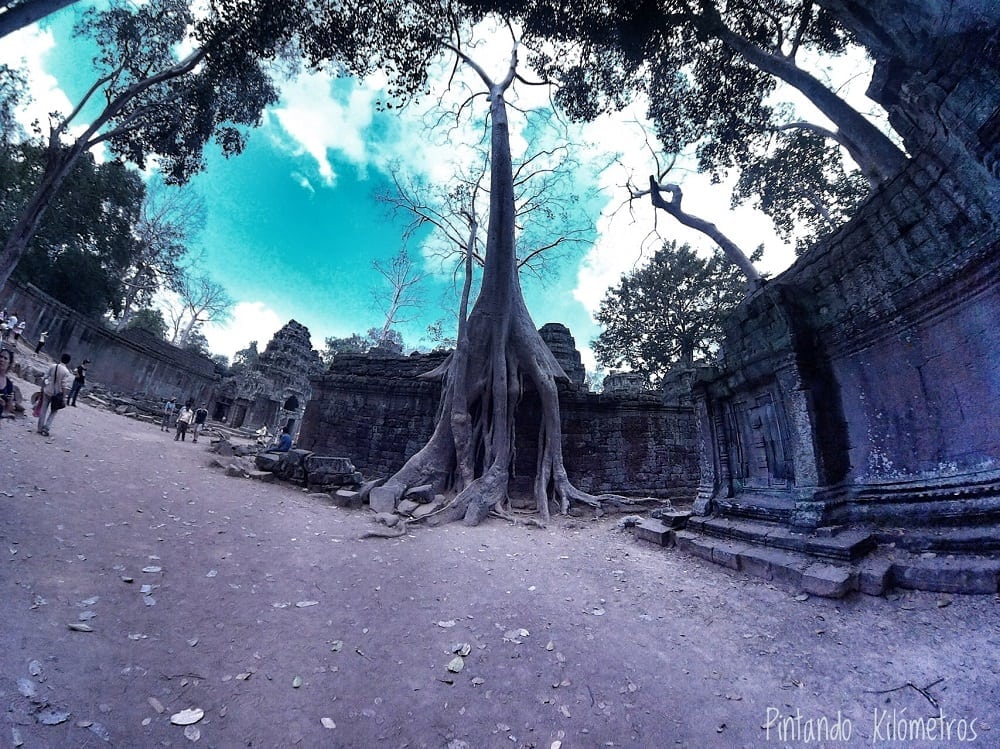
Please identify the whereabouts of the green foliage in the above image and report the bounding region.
[211,353,231,374]
[124,307,168,338]
[182,327,211,356]
[592,241,746,384]
[321,334,367,365]
[3,144,144,317]
[230,340,260,374]
[77,0,284,185]
[733,131,869,253]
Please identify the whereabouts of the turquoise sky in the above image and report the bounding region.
[5,3,805,371]
[22,5,612,365]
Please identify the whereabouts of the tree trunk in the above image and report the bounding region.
[0,0,79,39]
[385,60,620,526]
[647,177,761,285]
[0,137,86,287]
[702,7,909,183]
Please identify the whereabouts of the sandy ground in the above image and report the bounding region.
[1,380,999,748]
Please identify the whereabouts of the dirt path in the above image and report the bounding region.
[2,385,999,748]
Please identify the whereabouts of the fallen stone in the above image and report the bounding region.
[247,470,276,483]
[370,481,405,513]
[305,455,356,475]
[404,484,436,503]
[651,510,691,529]
[412,499,444,519]
[225,464,246,478]
[396,499,420,516]
[333,489,362,508]
[634,518,671,546]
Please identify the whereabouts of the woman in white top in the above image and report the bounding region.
[38,353,73,436]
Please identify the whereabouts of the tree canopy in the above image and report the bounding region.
[2,143,144,317]
[593,241,750,383]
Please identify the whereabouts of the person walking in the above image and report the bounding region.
[0,348,16,425]
[161,397,176,431]
[191,403,209,442]
[173,404,192,441]
[34,331,48,354]
[68,359,89,406]
[37,353,72,436]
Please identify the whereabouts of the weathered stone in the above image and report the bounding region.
[305,455,355,475]
[650,509,691,529]
[370,482,404,513]
[396,499,420,516]
[857,557,893,596]
[404,484,435,503]
[633,519,671,546]
[247,470,276,483]
[332,489,362,508]
[801,563,855,599]
[411,499,444,519]
[255,452,283,472]
[225,464,246,478]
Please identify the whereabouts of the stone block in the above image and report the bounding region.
[412,499,444,519]
[304,455,356,474]
[892,558,1000,594]
[654,510,691,529]
[802,563,855,598]
[711,541,743,570]
[370,482,404,513]
[857,558,893,596]
[374,512,400,527]
[332,489,362,508]
[404,484,436,503]
[225,464,246,478]
[247,470,276,483]
[674,531,715,562]
[397,499,420,516]
[634,519,671,546]
[255,452,283,472]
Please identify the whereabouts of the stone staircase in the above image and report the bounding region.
[631,514,1000,598]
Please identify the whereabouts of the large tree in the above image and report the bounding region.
[0,0,295,288]
[471,0,907,188]
[115,178,204,330]
[3,143,144,317]
[593,241,749,383]
[0,0,79,39]
[371,248,429,348]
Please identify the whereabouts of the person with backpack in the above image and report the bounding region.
[38,353,72,437]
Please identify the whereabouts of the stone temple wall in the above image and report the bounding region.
[298,347,699,502]
[0,280,217,405]
[696,26,1000,529]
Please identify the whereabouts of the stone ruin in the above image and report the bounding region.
[213,320,323,434]
[297,322,700,506]
[673,16,1000,596]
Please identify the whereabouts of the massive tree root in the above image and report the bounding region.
[380,40,639,526]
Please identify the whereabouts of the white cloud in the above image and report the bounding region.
[270,73,377,186]
[0,24,74,135]
[203,301,283,361]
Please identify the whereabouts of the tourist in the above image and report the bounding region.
[35,331,48,354]
[191,403,209,442]
[2,312,17,341]
[268,425,293,452]
[68,359,89,406]
[37,353,72,437]
[161,397,176,431]
[13,320,25,342]
[0,348,15,423]
[173,404,192,441]
[254,424,270,445]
